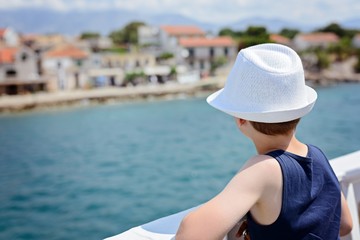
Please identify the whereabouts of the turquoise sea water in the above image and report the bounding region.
[0,83,359,239]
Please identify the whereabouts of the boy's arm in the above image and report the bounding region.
[340,192,353,236]
[175,155,276,240]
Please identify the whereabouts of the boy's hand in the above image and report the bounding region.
[236,220,250,240]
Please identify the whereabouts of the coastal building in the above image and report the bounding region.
[43,44,89,91]
[102,53,156,71]
[293,32,339,51]
[0,46,46,95]
[178,36,237,76]
[88,53,157,86]
[159,25,206,58]
[352,33,360,49]
[269,34,291,46]
[83,36,113,51]
[138,26,160,46]
[0,27,19,47]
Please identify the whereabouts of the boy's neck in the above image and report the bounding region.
[253,133,308,157]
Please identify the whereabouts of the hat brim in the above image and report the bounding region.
[207,85,317,123]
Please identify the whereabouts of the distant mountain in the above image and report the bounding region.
[0,8,218,35]
[0,8,358,36]
[342,18,360,29]
[0,8,149,35]
[147,13,220,34]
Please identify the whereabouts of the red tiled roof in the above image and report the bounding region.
[0,47,18,64]
[45,45,88,59]
[0,28,7,38]
[270,34,290,45]
[296,33,339,43]
[179,37,235,47]
[161,25,205,36]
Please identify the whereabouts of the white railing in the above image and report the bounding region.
[106,150,360,240]
[330,150,360,240]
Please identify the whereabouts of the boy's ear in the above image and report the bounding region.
[235,118,247,127]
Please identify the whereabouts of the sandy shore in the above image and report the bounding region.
[0,77,226,113]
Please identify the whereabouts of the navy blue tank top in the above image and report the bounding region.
[247,144,341,240]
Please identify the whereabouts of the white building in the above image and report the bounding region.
[293,33,339,51]
[43,45,89,90]
[0,27,19,47]
[178,36,237,75]
[0,46,47,95]
[0,46,39,82]
[352,34,360,49]
[159,25,206,56]
[138,26,160,46]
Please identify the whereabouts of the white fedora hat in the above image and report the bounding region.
[207,43,317,123]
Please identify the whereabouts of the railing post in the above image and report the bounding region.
[341,182,360,240]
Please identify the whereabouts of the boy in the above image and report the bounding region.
[175,44,352,239]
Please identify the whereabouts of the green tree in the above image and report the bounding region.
[317,23,346,38]
[210,56,228,75]
[245,26,268,37]
[218,28,236,37]
[80,32,100,40]
[238,26,270,49]
[354,52,360,73]
[109,21,146,45]
[327,37,353,61]
[315,50,330,70]
[279,28,299,39]
[158,52,174,61]
[109,30,124,45]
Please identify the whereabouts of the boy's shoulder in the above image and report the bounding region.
[237,154,281,181]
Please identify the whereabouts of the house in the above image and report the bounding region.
[0,27,19,47]
[269,34,291,46]
[22,34,68,51]
[43,45,89,90]
[293,32,339,51]
[0,46,46,95]
[159,25,206,55]
[352,34,360,49]
[98,53,157,86]
[138,26,160,46]
[84,36,113,51]
[101,52,156,71]
[178,36,237,75]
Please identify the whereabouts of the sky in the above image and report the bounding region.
[0,0,359,25]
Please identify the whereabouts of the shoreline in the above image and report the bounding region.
[0,75,359,114]
[0,77,224,114]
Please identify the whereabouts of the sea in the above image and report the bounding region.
[0,83,359,240]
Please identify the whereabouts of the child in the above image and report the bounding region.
[175,43,353,239]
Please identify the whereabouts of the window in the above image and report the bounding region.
[21,53,28,62]
[210,47,214,57]
[224,47,229,56]
[200,60,205,69]
[6,69,17,77]
[188,48,194,57]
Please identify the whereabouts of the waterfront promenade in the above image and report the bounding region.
[1,70,360,113]
[0,77,226,112]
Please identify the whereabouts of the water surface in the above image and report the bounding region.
[0,83,359,239]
